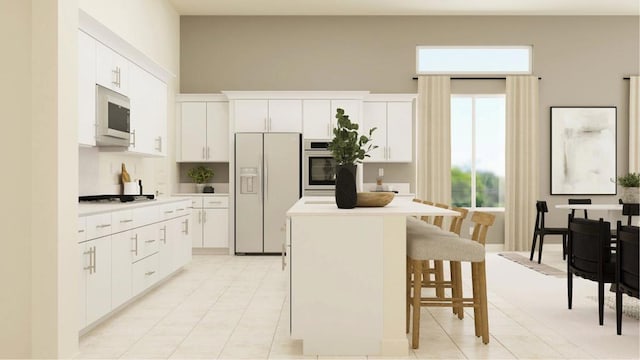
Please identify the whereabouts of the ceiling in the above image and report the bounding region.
[168,0,640,16]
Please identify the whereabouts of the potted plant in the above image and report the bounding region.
[328,108,377,208]
[187,165,215,193]
[615,172,640,203]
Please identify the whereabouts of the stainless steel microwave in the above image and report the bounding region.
[96,85,130,147]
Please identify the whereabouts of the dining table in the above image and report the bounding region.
[555,203,639,227]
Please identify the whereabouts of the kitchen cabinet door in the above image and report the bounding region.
[179,216,192,267]
[386,102,413,162]
[132,253,159,296]
[268,100,302,133]
[202,209,229,248]
[95,41,129,96]
[206,102,229,161]
[180,102,208,161]
[303,99,332,139]
[78,30,96,146]
[363,102,387,162]
[84,236,112,325]
[111,231,132,309]
[191,209,204,248]
[129,64,167,156]
[157,222,172,278]
[234,100,268,132]
[78,243,87,329]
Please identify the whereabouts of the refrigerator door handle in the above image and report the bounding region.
[264,157,268,201]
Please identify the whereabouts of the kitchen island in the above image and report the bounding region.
[285,197,459,356]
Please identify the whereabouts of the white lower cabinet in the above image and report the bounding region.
[78,200,191,331]
[190,196,229,248]
[79,235,112,327]
[132,253,159,296]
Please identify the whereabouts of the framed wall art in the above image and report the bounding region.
[550,106,617,195]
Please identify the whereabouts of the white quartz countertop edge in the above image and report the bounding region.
[79,197,192,216]
[287,197,460,217]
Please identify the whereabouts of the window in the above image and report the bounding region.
[451,95,505,209]
[416,46,532,75]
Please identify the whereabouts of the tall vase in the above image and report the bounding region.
[621,187,640,203]
[335,164,357,209]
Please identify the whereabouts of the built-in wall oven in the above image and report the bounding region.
[303,139,336,192]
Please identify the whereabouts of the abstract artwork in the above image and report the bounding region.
[550,107,617,195]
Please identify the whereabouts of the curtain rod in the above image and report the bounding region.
[411,76,542,80]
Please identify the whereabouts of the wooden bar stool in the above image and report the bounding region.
[406,211,495,349]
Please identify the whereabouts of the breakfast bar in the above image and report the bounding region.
[285,197,459,356]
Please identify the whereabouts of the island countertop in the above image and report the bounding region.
[287,196,459,217]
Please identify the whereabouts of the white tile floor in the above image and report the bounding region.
[77,245,639,359]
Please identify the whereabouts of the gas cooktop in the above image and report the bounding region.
[79,194,155,203]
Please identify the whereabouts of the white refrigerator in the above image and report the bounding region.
[235,133,301,254]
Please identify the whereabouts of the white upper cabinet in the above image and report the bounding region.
[78,30,96,146]
[129,64,167,156]
[362,96,414,163]
[234,99,302,133]
[95,41,129,96]
[303,99,361,139]
[178,99,229,162]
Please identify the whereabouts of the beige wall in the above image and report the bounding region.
[181,15,639,242]
[0,0,33,356]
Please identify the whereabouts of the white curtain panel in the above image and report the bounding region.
[630,76,640,173]
[505,76,539,251]
[416,76,451,203]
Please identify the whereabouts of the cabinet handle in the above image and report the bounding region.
[198,210,202,224]
[269,117,272,132]
[183,219,189,234]
[83,248,93,273]
[156,137,163,152]
[91,246,97,274]
[120,219,133,223]
[145,239,156,244]
[202,146,206,159]
[145,271,156,276]
[78,229,85,233]
[112,68,118,85]
[96,224,111,229]
[388,147,391,159]
[208,201,221,205]
[164,210,174,214]
[207,146,210,159]
[160,226,167,244]
[131,233,138,256]
[130,129,136,147]
[176,208,185,211]
[117,66,121,87]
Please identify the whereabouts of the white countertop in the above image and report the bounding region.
[286,196,459,217]
[555,204,623,210]
[79,197,191,216]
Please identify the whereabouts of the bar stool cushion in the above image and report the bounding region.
[406,217,458,238]
[408,235,485,262]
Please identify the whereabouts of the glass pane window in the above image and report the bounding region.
[417,46,532,75]
[451,95,505,208]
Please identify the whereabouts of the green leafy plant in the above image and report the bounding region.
[328,108,377,165]
[187,166,214,184]
[614,172,640,187]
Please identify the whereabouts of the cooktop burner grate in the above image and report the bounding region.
[79,194,155,203]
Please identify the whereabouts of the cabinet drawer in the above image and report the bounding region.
[131,225,159,262]
[85,213,112,240]
[203,197,228,208]
[112,210,135,233]
[134,206,159,227]
[78,217,87,243]
[132,253,159,296]
[190,198,203,209]
[174,201,190,217]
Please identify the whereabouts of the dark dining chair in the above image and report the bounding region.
[622,203,639,226]
[567,215,616,326]
[568,198,591,219]
[615,222,639,335]
[530,201,569,264]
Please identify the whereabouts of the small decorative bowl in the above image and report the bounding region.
[356,192,395,207]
